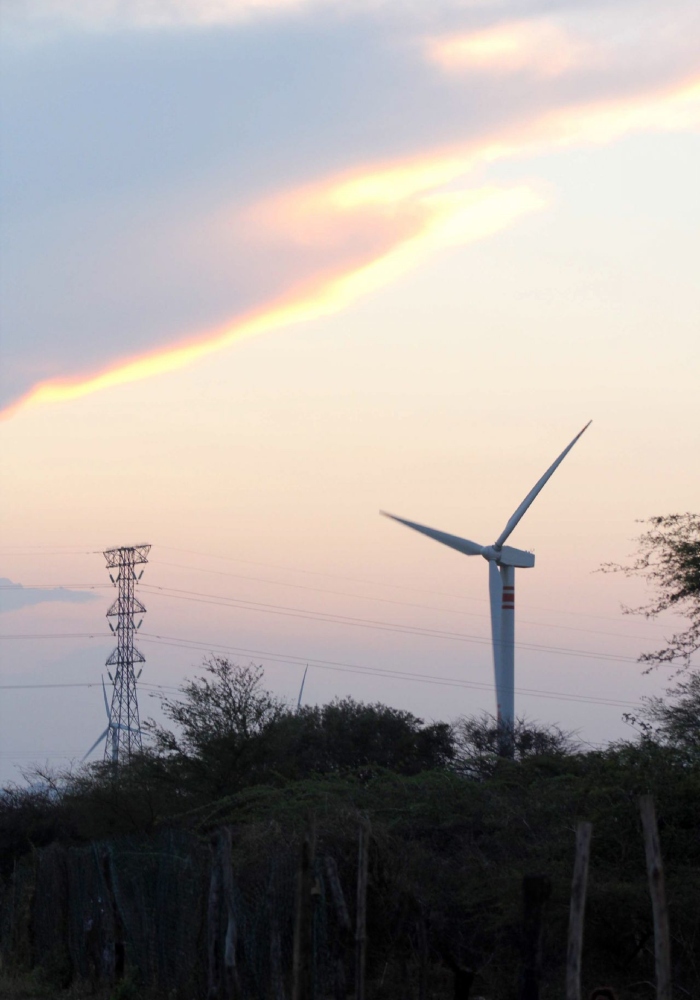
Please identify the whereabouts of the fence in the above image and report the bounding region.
[0,797,694,999]
[0,824,354,999]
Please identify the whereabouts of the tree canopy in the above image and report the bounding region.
[142,658,454,798]
[450,713,577,779]
[145,657,286,757]
[602,513,700,669]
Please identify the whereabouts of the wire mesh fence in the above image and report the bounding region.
[2,801,698,999]
[0,824,356,999]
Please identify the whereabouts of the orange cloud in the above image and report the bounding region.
[4,72,699,421]
[543,75,700,146]
[427,20,582,78]
[2,183,542,419]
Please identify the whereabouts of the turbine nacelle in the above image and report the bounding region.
[379,515,535,568]
[482,545,535,568]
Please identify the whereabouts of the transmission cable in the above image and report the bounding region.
[146,560,666,642]
[137,583,649,666]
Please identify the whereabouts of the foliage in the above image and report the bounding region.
[625,671,700,758]
[602,513,700,669]
[450,712,578,778]
[140,660,453,802]
[144,656,286,756]
[0,786,74,878]
[261,697,454,779]
[1,743,699,996]
[2,656,700,996]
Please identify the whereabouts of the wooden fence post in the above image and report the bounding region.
[639,796,672,1000]
[355,821,370,1000]
[218,828,240,1000]
[324,853,352,999]
[292,816,317,1000]
[207,840,222,1000]
[566,821,592,1000]
[519,874,551,1000]
[417,914,429,1000]
[324,854,351,933]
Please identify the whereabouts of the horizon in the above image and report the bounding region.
[1,0,698,783]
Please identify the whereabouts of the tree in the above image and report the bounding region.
[451,714,577,779]
[263,697,454,778]
[602,513,700,670]
[145,657,286,757]
[144,661,453,796]
[625,672,700,758]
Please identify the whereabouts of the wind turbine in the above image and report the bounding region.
[82,676,142,763]
[381,422,591,749]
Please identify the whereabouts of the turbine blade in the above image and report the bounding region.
[82,728,109,762]
[489,561,503,718]
[494,421,591,548]
[380,512,484,557]
[102,676,111,722]
[297,665,308,711]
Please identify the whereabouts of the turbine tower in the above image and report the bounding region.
[84,544,150,764]
[381,423,591,749]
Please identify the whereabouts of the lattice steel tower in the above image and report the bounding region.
[103,544,150,764]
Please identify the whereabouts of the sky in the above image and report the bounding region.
[0,0,699,782]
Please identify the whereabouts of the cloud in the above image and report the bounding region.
[2,1,699,416]
[3,0,321,36]
[0,578,98,613]
[426,20,583,78]
[4,70,700,418]
[2,182,544,415]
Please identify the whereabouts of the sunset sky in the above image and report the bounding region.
[1,0,699,781]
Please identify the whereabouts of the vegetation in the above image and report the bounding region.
[0,514,698,997]
[1,657,698,998]
[602,512,700,670]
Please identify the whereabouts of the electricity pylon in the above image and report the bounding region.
[101,544,150,764]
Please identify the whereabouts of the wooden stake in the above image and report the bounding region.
[519,874,551,1000]
[639,796,672,1000]
[218,828,240,1000]
[325,854,351,931]
[324,854,351,1000]
[207,842,222,1000]
[417,915,429,1000]
[292,817,317,1000]
[355,821,370,1000]
[566,821,592,1000]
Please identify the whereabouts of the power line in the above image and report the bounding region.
[0,572,666,643]
[138,583,648,666]
[0,751,87,760]
[136,632,641,710]
[0,583,110,590]
[148,560,666,643]
[0,631,639,709]
[0,633,106,639]
[154,544,667,628]
[2,619,637,663]
[2,611,692,678]
[0,681,179,692]
[0,540,670,631]
[0,547,102,553]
